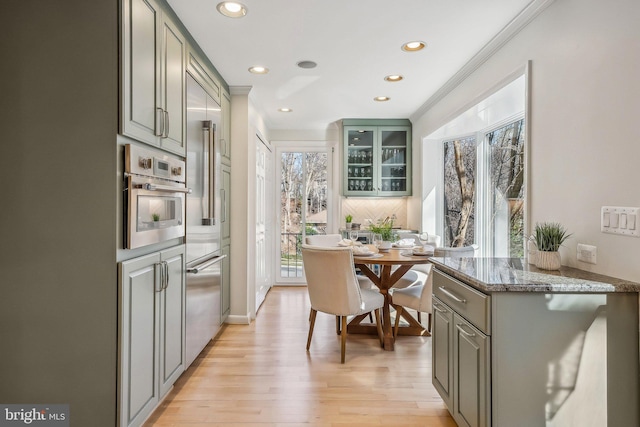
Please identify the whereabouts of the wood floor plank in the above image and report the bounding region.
[144,286,455,426]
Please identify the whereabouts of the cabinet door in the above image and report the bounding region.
[221,165,231,242]
[221,91,231,165]
[159,16,186,156]
[343,126,376,195]
[122,0,162,147]
[158,245,185,397]
[119,252,161,427]
[432,297,454,410]
[221,244,231,320]
[378,126,411,196]
[453,313,491,427]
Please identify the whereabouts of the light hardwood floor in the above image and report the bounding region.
[145,286,456,426]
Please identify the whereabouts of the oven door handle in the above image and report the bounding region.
[135,183,192,194]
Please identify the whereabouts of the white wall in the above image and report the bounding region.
[228,87,271,322]
[412,0,640,281]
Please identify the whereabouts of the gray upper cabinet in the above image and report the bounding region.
[221,91,231,165]
[122,0,186,156]
[342,119,412,197]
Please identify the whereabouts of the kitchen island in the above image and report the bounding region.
[428,257,640,427]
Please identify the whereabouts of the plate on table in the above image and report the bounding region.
[411,250,433,256]
[354,253,383,259]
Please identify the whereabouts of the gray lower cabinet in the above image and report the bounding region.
[119,245,186,427]
[221,244,231,321]
[453,312,490,427]
[433,268,491,427]
[432,298,454,409]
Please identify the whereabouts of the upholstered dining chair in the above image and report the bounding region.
[434,244,477,258]
[305,233,342,246]
[301,245,384,363]
[305,233,375,324]
[397,232,442,248]
[391,263,433,335]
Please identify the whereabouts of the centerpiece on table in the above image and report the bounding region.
[531,222,571,270]
[368,217,396,251]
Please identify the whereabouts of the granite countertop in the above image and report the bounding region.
[429,257,640,293]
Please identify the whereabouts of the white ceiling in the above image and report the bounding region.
[167,0,534,131]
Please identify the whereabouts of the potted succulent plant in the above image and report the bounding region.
[345,214,353,229]
[532,222,571,270]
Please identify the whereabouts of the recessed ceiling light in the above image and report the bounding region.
[248,66,269,74]
[297,60,317,69]
[401,41,426,52]
[216,2,247,18]
[384,74,403,82]
[374,96,390,102]
[278,108,293,112]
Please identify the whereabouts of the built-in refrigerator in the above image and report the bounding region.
[185,73,224,367]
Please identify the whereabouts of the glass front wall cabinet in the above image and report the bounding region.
[342,119,411,197]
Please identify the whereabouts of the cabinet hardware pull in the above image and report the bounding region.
[156,108,164,137]
[456,323,476,337]
[438,286,467,303]
[155,262,164,292]
[433,303,448,313]
[165,110,170,138]
[163,261,169,290]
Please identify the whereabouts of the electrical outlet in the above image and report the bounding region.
[577,243,597,264]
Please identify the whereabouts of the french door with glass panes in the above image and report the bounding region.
[278,149,330,283]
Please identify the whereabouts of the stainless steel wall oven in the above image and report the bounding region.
[124,144,190,249]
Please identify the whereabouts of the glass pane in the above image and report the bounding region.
[304,152,328,236]
[279,151,328,279]
[137,195,180,230]
[280,152,303,278]
[346,129,374,192]
[443,136,476,247]
[487,119,525,257]
[381,130,407,192]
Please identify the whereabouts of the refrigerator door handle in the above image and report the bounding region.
[187,254,226,274]
[202,120,216,226]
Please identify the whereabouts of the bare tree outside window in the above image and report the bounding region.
[443,136,476,247]
[487,119,525,257]
[279,151,328,278]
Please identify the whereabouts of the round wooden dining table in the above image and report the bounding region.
[350,246,431,351]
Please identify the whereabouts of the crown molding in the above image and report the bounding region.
[230,85,252,96]
[411,0,556,122]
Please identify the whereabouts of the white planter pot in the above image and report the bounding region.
[535,251,561,270]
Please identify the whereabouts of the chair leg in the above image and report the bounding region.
[369,312,374,323]
[417,312,422,323]
[307,309,317,351]
[340,316,347,364]
[336,316,341,335]
[427,313,432,333]
[393,305,403,338]
[375,308,383,347]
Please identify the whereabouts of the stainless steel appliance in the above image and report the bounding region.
[124,144,189,249]
[185,73,224,367]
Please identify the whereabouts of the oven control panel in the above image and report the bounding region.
[125,144,185,183]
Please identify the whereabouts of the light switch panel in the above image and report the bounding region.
[601,206,640,237]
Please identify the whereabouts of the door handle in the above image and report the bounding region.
[186,255,226,274]
[134,183,192,193]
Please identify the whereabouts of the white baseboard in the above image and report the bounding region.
[225,313,251,324]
